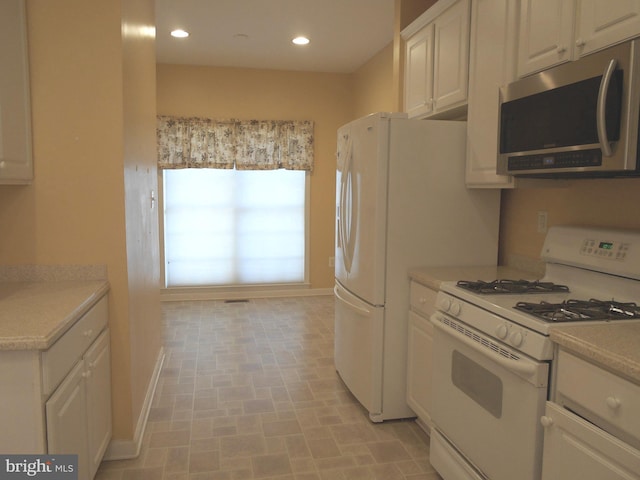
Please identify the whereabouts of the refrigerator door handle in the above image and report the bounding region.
[339,136,356,273]
[334,285,371,315]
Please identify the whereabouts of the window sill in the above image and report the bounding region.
[160,283,333,302]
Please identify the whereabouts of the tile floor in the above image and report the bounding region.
[96,295,442,480]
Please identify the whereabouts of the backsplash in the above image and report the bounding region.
[0,265,107,282]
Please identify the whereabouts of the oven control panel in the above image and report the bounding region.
[581,238,630,261]
[542,226,640,281]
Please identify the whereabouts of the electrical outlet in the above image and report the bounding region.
[329,257,335,267]
[537,211,548,233]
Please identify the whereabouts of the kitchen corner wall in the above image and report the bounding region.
[352,43,395,118]
[0,0,162,447]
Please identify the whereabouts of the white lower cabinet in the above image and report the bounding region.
[541,402,640,479]
[47,329,111,479]
[541,349,640,479]
[46,361,90,477]
[0,294,110,480]
[406,281,437,430]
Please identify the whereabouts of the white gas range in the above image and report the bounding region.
[428,226,640,480]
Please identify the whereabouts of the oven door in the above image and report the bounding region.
[430,313,549,480]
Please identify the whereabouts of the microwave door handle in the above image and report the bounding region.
[597,58,618,157]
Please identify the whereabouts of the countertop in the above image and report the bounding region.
[0,280,109,351]
[408,265,540,290]
[550,323,640,384]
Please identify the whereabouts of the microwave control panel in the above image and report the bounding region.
[508,149,602,171]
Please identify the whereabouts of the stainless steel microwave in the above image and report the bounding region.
[498,40,640,178]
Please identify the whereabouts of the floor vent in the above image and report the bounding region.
[224,299,249,303]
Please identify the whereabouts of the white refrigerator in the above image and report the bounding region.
[334,112,500,422]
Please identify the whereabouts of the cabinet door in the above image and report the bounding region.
[0,0,33,184]
[85,330,111,479]
[466,0,519,187]
[406,312,434,428]
[433,0,470,112]
[518,0,576,76]
[46,361,90,480]
[577,0,640,56]
[405,24,434,119]
[541,402,640,480]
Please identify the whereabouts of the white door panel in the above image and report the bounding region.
[335,115,388,305]
[334,282,384,417]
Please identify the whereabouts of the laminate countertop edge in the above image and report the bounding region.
[0,280,110,351]
[550,323,640,385]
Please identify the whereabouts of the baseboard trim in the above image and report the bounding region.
[102,347,165,461]
[161,286,333,302]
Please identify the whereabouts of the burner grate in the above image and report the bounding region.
[515,299,640,322]
[457,279,570,295]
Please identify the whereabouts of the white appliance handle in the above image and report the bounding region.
[431,315,538,378]
[337,135,348,270]
[339,136,356,273]
[334,285,370,316]
[596,58,617,157]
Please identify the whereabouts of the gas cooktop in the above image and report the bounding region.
[514,298,640,322]
[456,279,570,295]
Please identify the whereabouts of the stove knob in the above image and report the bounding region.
[510,331,524,347]
[440,298,451,312]
[496,324,508,339]
[450,302,462,316]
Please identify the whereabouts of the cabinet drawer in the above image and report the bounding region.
[41,296,108,395]
[541,401,640,479]
[555,349,640,449]
[410,281,438,317]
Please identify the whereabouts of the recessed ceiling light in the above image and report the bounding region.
[292,36,310,45]
[171,29,190,38]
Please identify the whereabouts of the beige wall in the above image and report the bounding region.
[0,0,162,443]
[121,0,163,441]
[352,43,395,118]
[499,178,640,264]
[156,64,355,290]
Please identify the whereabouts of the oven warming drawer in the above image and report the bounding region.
[430,313,549,480]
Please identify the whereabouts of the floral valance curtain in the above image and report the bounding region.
[157,116,314,171]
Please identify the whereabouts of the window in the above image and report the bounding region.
[163,168,307,287]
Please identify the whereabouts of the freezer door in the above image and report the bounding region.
[335,115,388,305]
[334,282,384,419]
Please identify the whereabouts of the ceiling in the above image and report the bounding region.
[154,0,395,73]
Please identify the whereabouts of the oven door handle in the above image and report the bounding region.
[431,316,538,378]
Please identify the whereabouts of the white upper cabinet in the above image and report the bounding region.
[433,0,470,114]
[402,0,470,119]
[0,0,33,184]
[518,0,575,76]
[405,24,435,118]
[576,0,640,56]
[518,0,640,77]
[466,0,520,187]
